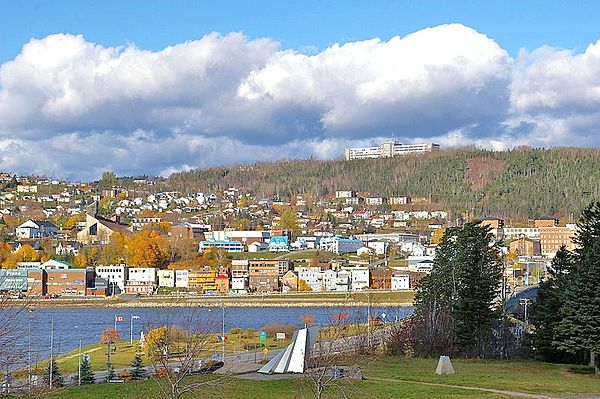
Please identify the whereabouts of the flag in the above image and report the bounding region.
[217,335,227,342]
[115,316,124,322]
[132,315,140,320]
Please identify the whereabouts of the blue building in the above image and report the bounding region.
[268,236,289,252]
[199,238,244,253]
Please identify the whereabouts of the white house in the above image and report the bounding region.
[391,272,410,290]
[158,270,175,287]
[40,259,71,270]
[319,236,364,255]
[175,269,189,288]
[16,220,58,239]
[349,267,370,290]
[95,264,129,294]
[127,267,158,283]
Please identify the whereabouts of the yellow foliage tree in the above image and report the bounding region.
[73,253,88,267]
[98,232,129,265]
[431,228,446,244]
[0,242,14,268]
[297,279,313,292]
[275,206,300,238]
[127,230,171,269]
[63,213,84,230]
[6,244,42,267]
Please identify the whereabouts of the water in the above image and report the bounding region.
[5,306,413,368]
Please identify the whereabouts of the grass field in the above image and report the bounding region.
[42,356,599,399]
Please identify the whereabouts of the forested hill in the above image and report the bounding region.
[166,147,600,219]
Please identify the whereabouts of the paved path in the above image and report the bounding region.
[367,377,557,399]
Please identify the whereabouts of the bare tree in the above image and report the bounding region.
[300,311,375,399]
[143,310,228,399]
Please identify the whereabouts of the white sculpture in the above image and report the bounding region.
[435,355,455,375]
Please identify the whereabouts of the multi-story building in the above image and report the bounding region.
[231,260,249,293]
[335,191,356,199]
[46,268,94,296]
[249,259,291,277]
[345,141,439,160]
[509,237,542,257]
[248,260,281,292]
[370,268,392,290]
[130,217,162,231]
[539,225,577,257]
[158,269,176,287]
[391,272,410,290]
[206,230,271,246]
[189,267,218,292]
[388,196,411,205]
[534,218,559,228]
[95,264,129,294]
[319,236,364,255]
[349,267,370,290]
[364,197,386,206]
[125,267,158,295]
[175,269,189,288]
[15,220,58,239]
[199,239,244,252]
[503,227,540,240]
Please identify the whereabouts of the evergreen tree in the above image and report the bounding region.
[530,247,574,361]
[553,202,600,374]
[130,352,146,380]
[413,222,503,357]
[79,356,95,384]
[450,222,503,357]
[43,360,63,388]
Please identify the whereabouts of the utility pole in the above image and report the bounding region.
[78,339,82,385]
[221,303,226,362]
[27,315,31,393]
[49,316,54,389]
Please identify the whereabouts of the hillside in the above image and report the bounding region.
[166,146,600,220]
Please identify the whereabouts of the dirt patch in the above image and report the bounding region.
[465,157,506,191]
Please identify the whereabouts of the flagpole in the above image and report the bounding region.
[130,315,133,344]
[49,316,54,389]
[114,315,117,333]
[78,338,82,386]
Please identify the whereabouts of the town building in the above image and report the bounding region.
[534,218,559,228]
[15,220,58,239]
[46,268,94,296]
[407,256,435,273]
[248,260,281,292]
[370,268,392,290]
[206,230,271,245]
[335,191,356,199]
[199,239,244,252]
[189,268,218,292]
[509,237,542,257]
[175,269,189,288]
[280,270,298,292]
[539,225,577,257]
[319,236,364,255]
[268,236,290,252]
[125,267,158,295]
[231,260,249,293]
[391,272,410,290]
[503,227,540,240]
[345,141,439,160]
[158,269,176,287]
[77,205,131,245]
[95,264,129,294]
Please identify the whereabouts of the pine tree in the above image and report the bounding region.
[413,222,503,357]
[450,222,502,357]
[130,352,146,380]
[43,360,63,387]
[530,247,574,362]
[553,202,600,374]
[79,356,95,384]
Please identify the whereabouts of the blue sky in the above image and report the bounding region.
[2,1,600,179]
[2,0,599,62]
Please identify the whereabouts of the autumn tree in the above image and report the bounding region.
[98,232,129,265]
[128,230,171,269]
[298,279,313,292]
[100,327,121,345]
[276,206,301,238]
[100,170,117,188]
[144,314,227,399]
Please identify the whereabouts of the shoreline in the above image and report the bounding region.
[15,298,415,309]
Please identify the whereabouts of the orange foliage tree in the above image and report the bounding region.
[100,327,121,344]
[127,230,171,269]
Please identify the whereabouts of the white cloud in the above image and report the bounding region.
[1,23,600,179]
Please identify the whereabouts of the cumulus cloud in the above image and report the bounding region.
[1,23,600,179]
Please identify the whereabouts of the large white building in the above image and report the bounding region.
[345,141,439,160]
[95,265,129,294]
[319,236,364,255]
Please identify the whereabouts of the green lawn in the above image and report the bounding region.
[41,356,600,399]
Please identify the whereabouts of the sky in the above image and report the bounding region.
[2,1,600,180]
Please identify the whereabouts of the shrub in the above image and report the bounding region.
[261,323,297,339]
[229,327,244,335]
[242,328,255,339]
